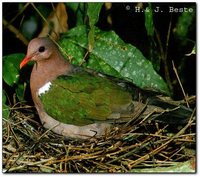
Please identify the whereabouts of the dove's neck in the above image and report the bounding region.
[30,51,72,106]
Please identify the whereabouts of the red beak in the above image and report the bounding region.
[20,56,31,69]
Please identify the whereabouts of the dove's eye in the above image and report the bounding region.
[38,46,45,53]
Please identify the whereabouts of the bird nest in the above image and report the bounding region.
[3,98,196,173]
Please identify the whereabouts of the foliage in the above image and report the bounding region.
[60,25,169,94]
[144,3,154,37]
[3,53,27,101]
[3,54,23,86]
[3,53,27,118]
[2,2,196,109]
[87,3,103,51]
[174,10,196,44]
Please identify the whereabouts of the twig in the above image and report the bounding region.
[3,122,11,144]
[154,28,173,93]
[128,110,195,169]
[7,158,55,172]
[164,15,172,62]
[53,150,104,163]
[79,51,89,66]
[6,3,30,27]
[124,102,147,127]
[172,60,190,108]
[3,18,29,45]
[31,3,59,39]
[3,100,195,172]
[31,3,49,26]
[37,122,61,141]
[107,125,168,164]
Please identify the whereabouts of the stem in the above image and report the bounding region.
[172,61,190,108]
[3,18,29,45]
[155,23,173,94]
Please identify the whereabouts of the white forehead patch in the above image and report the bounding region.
[38,82,52,96]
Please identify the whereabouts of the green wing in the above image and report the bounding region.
[39,71,132,126]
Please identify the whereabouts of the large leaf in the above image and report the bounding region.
[3,53,28,101]
[66,2,86,26]
[87,3,103,51]
[3,53,25,86]
[16,82,26,101]
[65,2,79,12]
[87,3,103,26]
[60,26,169,95]
[3,104,10,119]
[145,3,154,37]
[174,9,195,40]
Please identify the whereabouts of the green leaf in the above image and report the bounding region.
[3,60,19,86]
[65,2,79,12]
[60,26,169,95]
[87,3,103,52]
[145,4,154,36]
[3,104,10,119]
[84,54,120,77]
[88,26,95,52]
[16,82,26,101]
[59,34,86,65]
[3,53,25,86]
[75,3,86,26]
[174,7,195,45]
[2,90,7,104]
[185,45,196,56]
[87,3,103,26]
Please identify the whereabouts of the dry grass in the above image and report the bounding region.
[3,98,196,173]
